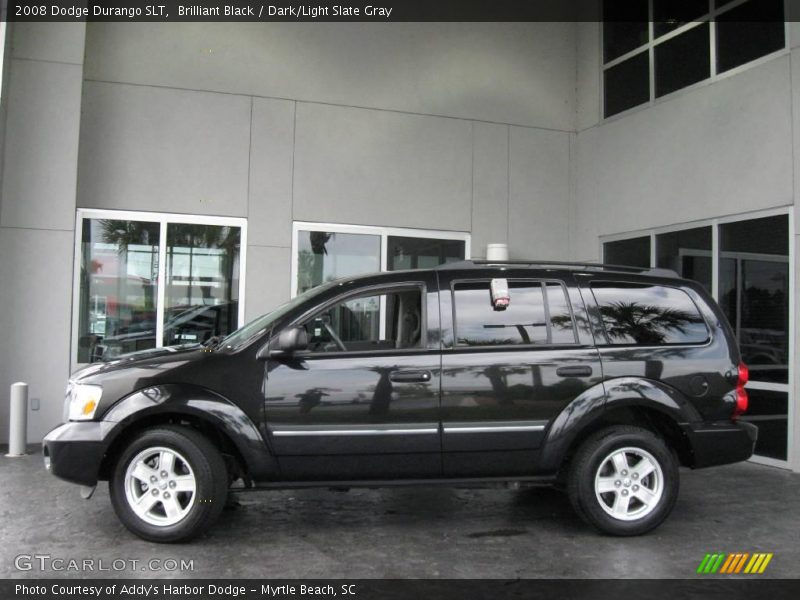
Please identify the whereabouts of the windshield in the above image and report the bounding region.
[218,282,338,350]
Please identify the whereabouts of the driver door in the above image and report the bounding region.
[262,274,442,481]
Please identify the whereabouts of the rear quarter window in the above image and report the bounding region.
[590,282,709,345]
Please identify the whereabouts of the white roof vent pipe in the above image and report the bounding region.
[486,243,509,262]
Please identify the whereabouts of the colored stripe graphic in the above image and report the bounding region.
[696,554,713,574]
[711,554,725,573]
[698,554,727,574]
[758,554,773,573]
[699,552,772,574]
[720,554,736,573]
[734,553,749,573]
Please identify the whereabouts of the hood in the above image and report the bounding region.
[73,343,204,381]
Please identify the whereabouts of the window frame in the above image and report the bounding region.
[450,278,579,350]
[289,282,430,357]
[599,206,794,470]
[71,208,248,368]
[600,0,789,121]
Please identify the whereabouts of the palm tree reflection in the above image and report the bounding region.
[596,302,698,344]
[553,303,699,345]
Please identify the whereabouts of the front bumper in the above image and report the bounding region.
[682,420,758,469]
[42,422,110,487]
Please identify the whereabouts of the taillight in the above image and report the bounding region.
[733,362,749,419]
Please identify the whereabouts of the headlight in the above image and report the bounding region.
[67,383,103,421]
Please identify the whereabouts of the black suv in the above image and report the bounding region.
[43,261,756,542]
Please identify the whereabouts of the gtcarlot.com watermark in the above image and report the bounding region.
[14,554,194,573]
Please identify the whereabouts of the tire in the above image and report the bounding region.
[109,426,228,543]
[567,425,679,536]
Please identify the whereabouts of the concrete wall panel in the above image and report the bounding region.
[509,126,571,259]
[471,122,509,258]
[576,21,601,132]
[245,245,291,321]
[0,229,74,442]
[574,56,793,243]
[249,98,295,248]
[11,22,86,65]
[77,82,251,217]
[84,22,576,130]
[1,59,82,230]
[293,103,472,232]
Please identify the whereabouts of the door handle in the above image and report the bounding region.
[556,365,593,378]
[389,370,432,383]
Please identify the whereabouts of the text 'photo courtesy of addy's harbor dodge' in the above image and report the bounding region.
[14,583,355,597]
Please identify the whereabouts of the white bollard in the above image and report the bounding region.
[6,382,28,457]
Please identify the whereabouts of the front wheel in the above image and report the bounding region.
[567,426,679,536]
[109,426,228,543]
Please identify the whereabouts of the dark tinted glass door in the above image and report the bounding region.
[719,214,789,461]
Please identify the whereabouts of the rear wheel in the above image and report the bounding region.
[567,426,679,536]
[110,426,227,543]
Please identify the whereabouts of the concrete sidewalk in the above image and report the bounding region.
[1,449,798,579]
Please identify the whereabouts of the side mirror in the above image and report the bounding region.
[257,327,308,360]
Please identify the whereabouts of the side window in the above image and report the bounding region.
[304,288,423,353]
[453,280,577,347]
[590,282,709,345]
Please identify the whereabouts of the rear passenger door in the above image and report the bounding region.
[438,269,603,477]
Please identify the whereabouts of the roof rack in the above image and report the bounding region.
[437,259,679,278]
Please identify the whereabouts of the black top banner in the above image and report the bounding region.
[4,0,800,22]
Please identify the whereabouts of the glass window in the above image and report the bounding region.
[76,215,244,363]
[603,236,651,268]
[603,5,649,62]
[304,288,423,353]
[77,219,160,363]
[604,52,650,118]
[654,22,710,98]
[591,282,709,345]
[716,0,785,74]
[387,236,465,271]
[294,225,468,294]
[656,226,712,292]
[653,0,709,37]
[453,280,576,347]
[720,215,788,384]
[602,0,785,121]
[296,230,380,295]
[164,224,240,346]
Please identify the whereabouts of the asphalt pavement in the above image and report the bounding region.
[1,448,798,579]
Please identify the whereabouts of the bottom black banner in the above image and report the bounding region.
[3,579,800,600]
